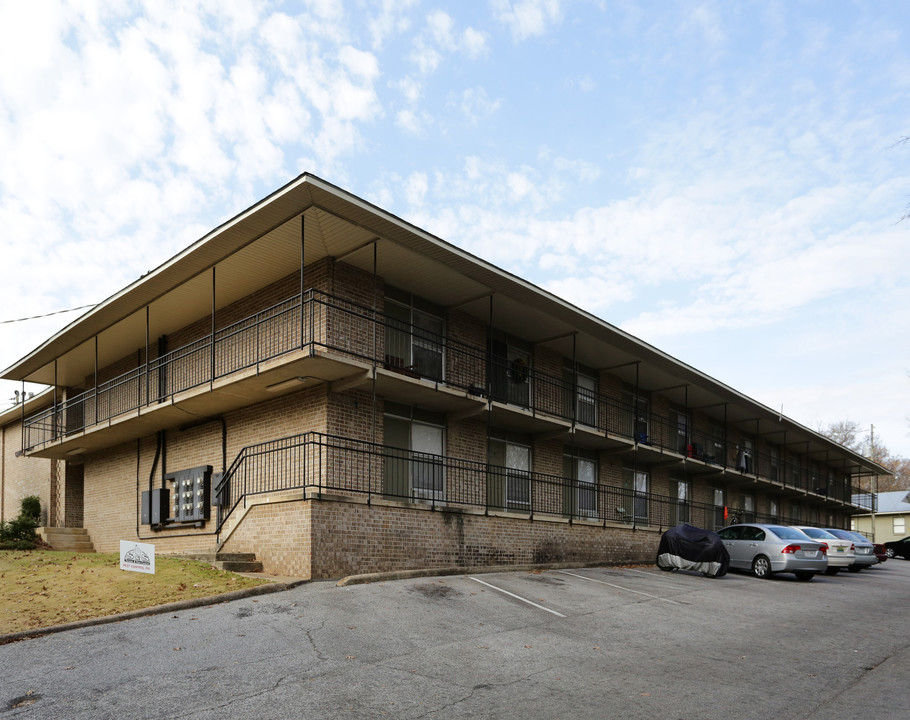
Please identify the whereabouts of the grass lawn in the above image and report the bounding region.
[0,550,270,636]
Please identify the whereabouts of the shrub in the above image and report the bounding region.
[0,498,41,548]
[20,495,41,522]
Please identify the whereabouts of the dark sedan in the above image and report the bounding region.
[884,536,910,559]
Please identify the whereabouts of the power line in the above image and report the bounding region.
[0,304,96,325]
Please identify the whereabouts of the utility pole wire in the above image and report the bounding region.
[0,304,96,325]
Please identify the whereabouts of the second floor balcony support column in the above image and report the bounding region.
[211,266,216,392]
[300,210,312,350]
[94,335,98,426]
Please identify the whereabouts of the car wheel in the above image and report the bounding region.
[824,567,840,576]
[752,555,772,579]
[886,547,895,558]
[794,571,815,581]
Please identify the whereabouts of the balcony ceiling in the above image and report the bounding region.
[2,174,887,478]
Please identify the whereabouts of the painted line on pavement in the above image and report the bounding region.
[468,576,567,617]
[557,570,685,605]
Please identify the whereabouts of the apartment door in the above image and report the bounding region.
[489,340,530,408]
[633,470,649,522]
[410,422,444,501]
[505,443,531,509]
[576,374,597,427]
[488,437,531,510]
[713,488,726,529]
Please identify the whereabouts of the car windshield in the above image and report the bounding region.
[825,528,853,540]
[768,525,811,540]
[848,532,871,543]
[800,527,836,539]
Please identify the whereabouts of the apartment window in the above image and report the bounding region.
[769,498,779,523]
[383,403,446,501]
[384,290,444,381]
[789,503,800,524]
[895,517,906,535]
[564,448,598,517]
[768,444,779,482]
[488,430,532,510]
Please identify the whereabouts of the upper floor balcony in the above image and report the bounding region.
[18,289,868,508]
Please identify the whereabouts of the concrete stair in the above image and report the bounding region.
[177,551,264,574]
[38,527,96,553]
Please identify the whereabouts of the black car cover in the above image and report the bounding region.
[656,523,730,577]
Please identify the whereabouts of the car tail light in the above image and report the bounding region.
[850,543,855,551]
[819,544,827,556]
[781,544,801,554]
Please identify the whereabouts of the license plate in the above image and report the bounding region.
[836,547,844,552]
[801,550,818,558]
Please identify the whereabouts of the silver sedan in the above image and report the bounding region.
[825,528,877,571]
[717,524,828,581]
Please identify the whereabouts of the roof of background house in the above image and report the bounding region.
[873,491,910,514]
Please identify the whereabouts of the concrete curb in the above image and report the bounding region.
[0,578,309,646]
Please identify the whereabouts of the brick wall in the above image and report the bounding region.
[221,494,661,579]
[1,417,53,524]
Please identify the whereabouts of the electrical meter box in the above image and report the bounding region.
[165,465,212,523]
[141,488,170,525]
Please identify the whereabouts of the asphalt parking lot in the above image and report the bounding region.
[3,560,910,719]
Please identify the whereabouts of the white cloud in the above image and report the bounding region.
[493,0,562,41]
[452,87,501,125]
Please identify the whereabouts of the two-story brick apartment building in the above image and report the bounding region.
[1,174,886,578]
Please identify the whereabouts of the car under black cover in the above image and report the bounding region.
[656,523,731,577]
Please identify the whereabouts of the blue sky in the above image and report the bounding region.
[1,0,908,457]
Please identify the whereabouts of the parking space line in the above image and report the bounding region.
[468,576,567,617]
[557,570,685,605]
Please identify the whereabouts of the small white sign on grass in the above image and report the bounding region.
[120,540,155,574]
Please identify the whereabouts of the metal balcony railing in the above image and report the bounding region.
[211,431,861,538]
[19,290,863,507]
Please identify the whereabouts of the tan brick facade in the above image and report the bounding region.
[3,181,871,581]
[219,494,660,579]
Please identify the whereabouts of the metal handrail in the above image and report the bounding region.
[212,430,865,538]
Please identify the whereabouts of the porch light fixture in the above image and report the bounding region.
[66,447,87,456]
[266,377,310,392]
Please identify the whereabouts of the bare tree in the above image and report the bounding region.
[818,420,909,492]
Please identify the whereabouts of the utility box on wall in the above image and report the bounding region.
[166,465,212,524]
[141,488,170,525]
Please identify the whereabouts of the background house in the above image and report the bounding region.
[852,491,910,542]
